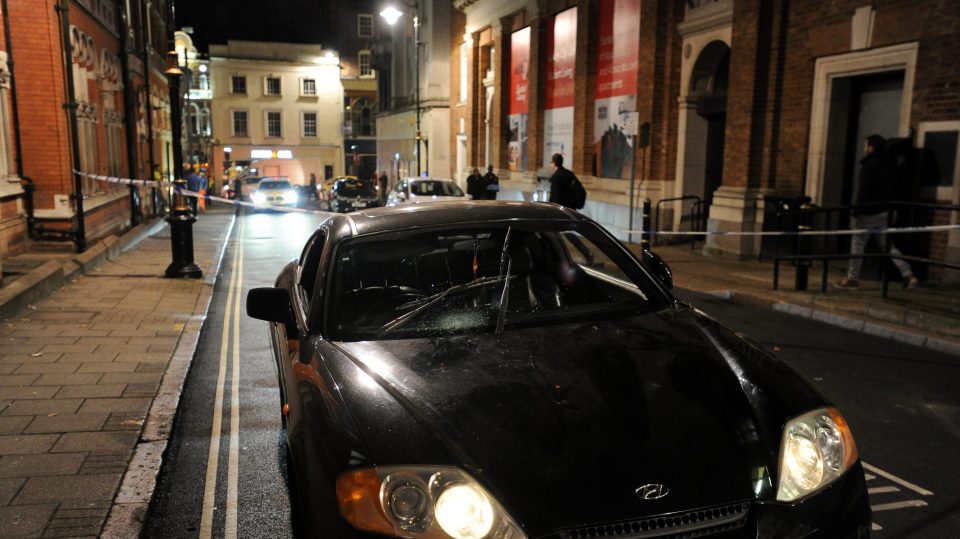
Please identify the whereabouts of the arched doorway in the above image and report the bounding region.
[686,41,729,207]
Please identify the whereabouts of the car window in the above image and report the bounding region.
[334,179,375,196]
[259,181,291,190]
[298,231,326,306]
[327,222,666,341]
[410,181,463,197]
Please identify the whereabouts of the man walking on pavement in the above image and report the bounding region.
[548,153,593,262]
[835,134,918,290]
[466,167,484,200]
[184,164,202,215]
[483,165,500,200]
[378,170,389,205]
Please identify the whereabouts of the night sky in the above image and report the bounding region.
[177,0,334,52]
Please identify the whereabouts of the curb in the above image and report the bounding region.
[101,212,237,539]
[698,289,960,357]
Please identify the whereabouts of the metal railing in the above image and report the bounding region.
[772,201,960,297]
[653,195,707,248]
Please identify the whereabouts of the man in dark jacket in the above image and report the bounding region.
[548,153,578,208]
[466,167,484,200]
[835,135,917,289]
[184,164,202,214]
[482,165,499,200]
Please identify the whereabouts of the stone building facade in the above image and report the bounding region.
[452,0,960,268]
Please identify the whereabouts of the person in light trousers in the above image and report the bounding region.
[835,134,918,290]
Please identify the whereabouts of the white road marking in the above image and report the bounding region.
[225,219,245,538]
[871,500,929,512]
[872,523,883,531]
[200,222,243,538]
[862,462,935,496]
[864,473,876,481]
[868,486,901,495]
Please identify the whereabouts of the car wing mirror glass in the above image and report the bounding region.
[642,250,673,290]
[246,287,295,325]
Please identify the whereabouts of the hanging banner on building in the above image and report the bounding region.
[543,7,577,168]
[509,27,530,171]
[594,0,640,179]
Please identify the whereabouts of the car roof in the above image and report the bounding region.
[405,177,456,183]
[331,200,583,238]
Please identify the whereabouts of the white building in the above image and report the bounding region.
[209,40,344,186]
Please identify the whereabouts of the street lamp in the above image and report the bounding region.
[380,1,422,177]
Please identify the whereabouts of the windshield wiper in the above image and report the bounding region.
[495,227,512,334]
[377,275,514,336]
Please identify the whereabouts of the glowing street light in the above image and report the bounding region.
[380,2,422,176]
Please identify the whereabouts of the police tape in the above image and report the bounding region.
[626,224,960,237]
[77,171,958,235]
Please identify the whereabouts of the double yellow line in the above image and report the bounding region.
[200,217,244,538]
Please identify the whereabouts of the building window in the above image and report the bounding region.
[348,98,377,137]
[459,42,468,103]
[359,50,372,77]
[230,75,246,94]
[265,76,281,96]
[232,110,248,136]
[302,112,318,137]
[301,78,317,96]
[267,111,282,137]
[358,14,374,38]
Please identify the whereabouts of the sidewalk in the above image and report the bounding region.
[631,242,960,355]
[0,207,234,538]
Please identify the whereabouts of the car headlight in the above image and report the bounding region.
[776,407,858,502]
[251,191,266,204]
[337,466,525,539]
[283,190,298,203]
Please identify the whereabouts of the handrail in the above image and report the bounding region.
[771,200,960,297]
[654,195,705,247]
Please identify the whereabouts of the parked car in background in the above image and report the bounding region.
[318,176,354,203]
[247,201,870,539]
[329,177,380,213]
[250,178,298,208]
[386,177,468,206]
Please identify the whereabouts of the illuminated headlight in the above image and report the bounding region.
[337,466,525,539]
[251,191,266,205]
[776,407,858,502]
[283,190,298,203]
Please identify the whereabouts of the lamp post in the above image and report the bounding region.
[163,5,202,279]
[380,2,421,177]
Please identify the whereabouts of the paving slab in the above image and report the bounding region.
[0,454,86,478]
[12,474,121,505]
[49,431,138,454]
[0,435,59,456]
[24,414,109,434]
[0,504,56,538]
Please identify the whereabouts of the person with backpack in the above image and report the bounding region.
[547,153,593,262]
[548,153,586,210]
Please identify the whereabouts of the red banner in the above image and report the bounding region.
[510,27,530,115]
[595,0,640,99]
[545,7,577,110]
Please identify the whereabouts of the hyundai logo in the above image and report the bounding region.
[636,484,670,500]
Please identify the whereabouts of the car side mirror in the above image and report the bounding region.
[642,250,673,290]
[246,287,295,325]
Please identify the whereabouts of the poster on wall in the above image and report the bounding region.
[543,7,577,168]
[509,27,530,171]
[594,0,640,179]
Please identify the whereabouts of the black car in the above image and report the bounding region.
[330,177,380,213]
[247,201,870,539]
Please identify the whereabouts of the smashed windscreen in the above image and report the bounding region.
[328,222,665,341]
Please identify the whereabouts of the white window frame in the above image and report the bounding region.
[359,50,373,78]
[459,41,469,103]
[300,77,317,97]
[358,14,374,38]
[301,111,318,138]
[231,109,249,137]
[265,110,283,138]
[230,74,247,95]
[264,75,282,96]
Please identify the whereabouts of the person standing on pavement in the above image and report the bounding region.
[466,167,484,200]
[184,164,202,215]
[483,165,500,200]
[378,171,389,205]
[548,153,593,262]
[835,134,918,290]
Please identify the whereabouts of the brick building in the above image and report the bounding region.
[1,0,172,257]
[452,0,960,267]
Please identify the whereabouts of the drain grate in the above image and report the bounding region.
[555,501,750,539]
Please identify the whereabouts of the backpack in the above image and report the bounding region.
[569,175,586,209]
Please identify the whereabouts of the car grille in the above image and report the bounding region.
[552,501,750,539]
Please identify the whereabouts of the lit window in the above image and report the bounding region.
[232,110,248,136]
[231,75,246,94]
[358,14,374,38]
[267,111,282,137]
[359,51,372,77]
[302,78,317,96]
[265,77,281,96]
[303,112,317,137]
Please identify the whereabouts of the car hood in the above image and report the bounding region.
[406,195,466,203]
[332,307,824,534]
